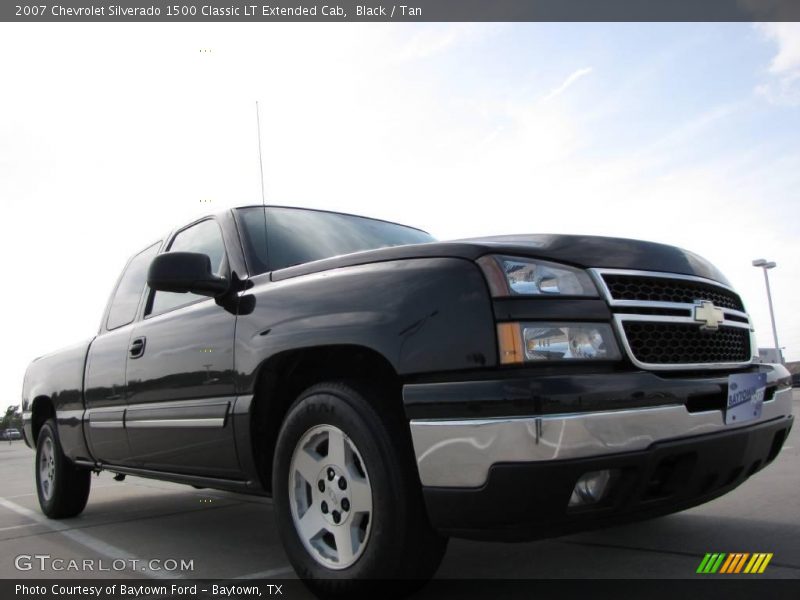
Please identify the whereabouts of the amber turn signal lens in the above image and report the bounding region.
[497,323,524,365]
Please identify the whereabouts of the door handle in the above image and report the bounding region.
[129,336,146,359]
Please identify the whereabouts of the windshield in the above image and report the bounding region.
[236,206,435,275]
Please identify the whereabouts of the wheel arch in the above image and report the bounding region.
[30,395,55,445]
[249,344,402,494]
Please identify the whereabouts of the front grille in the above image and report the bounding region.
[594,269,754,369]
[603,274,744,311]
[622,323,751,365]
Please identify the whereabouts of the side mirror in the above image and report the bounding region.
[147,252,229,297]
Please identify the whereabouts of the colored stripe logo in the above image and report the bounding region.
[697,553,772,574]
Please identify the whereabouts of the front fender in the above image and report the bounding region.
[234,257,497,394]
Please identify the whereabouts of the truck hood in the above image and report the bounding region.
[271,234,730,286]
[455,234,729,284]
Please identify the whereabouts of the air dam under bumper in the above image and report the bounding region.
[409,386,793,541]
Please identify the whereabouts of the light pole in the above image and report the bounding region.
[752,259,782,363]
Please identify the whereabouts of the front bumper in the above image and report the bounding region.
[406,366,794,540]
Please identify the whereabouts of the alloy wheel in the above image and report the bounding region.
[288,424,373,570]
[39,437,56,501]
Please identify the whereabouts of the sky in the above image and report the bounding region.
[1,22,799,410]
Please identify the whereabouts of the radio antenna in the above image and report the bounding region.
[255,101,267,205]
[255,101,269,268]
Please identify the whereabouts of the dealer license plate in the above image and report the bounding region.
[725,372,766,425]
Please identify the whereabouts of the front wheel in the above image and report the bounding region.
[36,419,91,518]
[273,381,447,597]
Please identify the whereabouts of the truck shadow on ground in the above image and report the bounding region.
[437,511,800,578]
[68,481,800,579]
[4,464,797,581]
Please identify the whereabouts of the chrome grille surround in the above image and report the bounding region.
[601,272,745,310]
[590,268,756,371]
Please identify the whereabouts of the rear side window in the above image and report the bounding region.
[147,219,227,316]
[106,243,160,330]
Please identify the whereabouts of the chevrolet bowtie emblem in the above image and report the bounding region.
[693,300,725,331]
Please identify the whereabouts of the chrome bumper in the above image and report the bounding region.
[409,387,794,488]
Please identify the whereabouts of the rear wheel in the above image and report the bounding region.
[273,381,447,597]
[36,419,91,518]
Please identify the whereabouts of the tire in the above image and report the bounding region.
[35,419,91,519]
[273,381,447,598]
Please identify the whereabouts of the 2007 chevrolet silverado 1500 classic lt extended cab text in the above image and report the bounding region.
[21,206,794,594]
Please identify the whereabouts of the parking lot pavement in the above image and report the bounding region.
[0,390,797,582]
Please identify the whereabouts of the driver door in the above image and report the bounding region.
[124,218,240,477]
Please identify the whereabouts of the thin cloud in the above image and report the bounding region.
[541,67,593,103]
[754,23,800,106]
[393,24,485,62]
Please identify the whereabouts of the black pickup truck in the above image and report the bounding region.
[22,206,794,594]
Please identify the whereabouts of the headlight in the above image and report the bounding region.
[497,322,621,364]
[477,255,598,297]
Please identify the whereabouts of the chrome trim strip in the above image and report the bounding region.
[613,312,752,329]
[409,387,793,488]
[125,418,226,428]
[89,421,124,429]
[608,300,750,320]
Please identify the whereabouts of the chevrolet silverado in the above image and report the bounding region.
[21,206,794,595]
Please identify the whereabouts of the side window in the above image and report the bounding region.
[147,219,227,316]
[106,243,160,331]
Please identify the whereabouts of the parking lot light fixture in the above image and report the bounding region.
[751,259,782,363]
